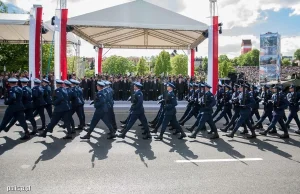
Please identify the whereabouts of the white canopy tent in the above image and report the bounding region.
[68,0,208,50]
[0,13,79,44]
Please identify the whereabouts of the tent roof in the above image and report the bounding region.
[0,13,79,44]
[68,0,208,49]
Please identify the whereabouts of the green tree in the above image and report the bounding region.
[219,61,235,78]
[102,55,130,75]
[136,57,148,76]
[202,57,208,73]
[171,54,188,75]
[85,69,95,78]
[282,58,291,66]
[154,50,171,76]
[250,49,260,66]
[218,54,230,63]
[295,49,300,60]
[230,57,239,66]
[0,1,8,13]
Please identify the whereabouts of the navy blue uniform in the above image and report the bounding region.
[254,90,275,130]
[87,90,115,135]
[43,85,53,118]
[77,86,86,125]
[189,90,218,138]
[214,89,232,124]
[261,92,289,137]
[157,91,186,139]
[0,86,29,138]
[249,89,261,124]
[32,85,46,129]
[40,87,72,138]
[212,88,224,119]
[118,90,151,138]
[179,89,201,125]
[105,87,117,130]
[5,85,37,133]
[285,92,300,130]
[179,89,194,122]
[228,90,256,138]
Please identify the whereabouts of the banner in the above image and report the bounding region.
[259,33,281,82]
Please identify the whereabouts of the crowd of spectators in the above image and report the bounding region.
[0,71,196,101]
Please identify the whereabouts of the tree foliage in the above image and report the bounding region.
[295,49,300,61]
[136,57,148,76]
[154,50,171,76]
[237,49,260,66]
[171,54,188,75]
[0,1,8,13]
[202,56,208,73]
[102,55,131,75]
[219,61,235,78]
[282,58,291,66]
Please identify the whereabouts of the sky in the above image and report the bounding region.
[2,0,300,59]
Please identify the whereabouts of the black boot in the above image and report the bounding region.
[143,133,152,140]
[178,132,186,139]
[279,133,289,139]
[173,130,180,135]
[107,133,116,139]
[150,128,158,133]
[39,130,48,138]
[138,124,143,127]
[117,133,126,139]
[62,134,72,139]
[220,128,227,132]
[225,133,234,138]
[29,127,38,135]
[240,129,249,134]
[259,131,268,136]
[154,134,163,140]
[38,126,45,131]
[121,124,126,129]
[210,133,219,139]
[20,133,30,140]
[120,120,126,124]
[80,131,91,140]
[186,127,194,132]
[58,123,65,128]
[75,126,83,130]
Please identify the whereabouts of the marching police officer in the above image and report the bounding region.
[117,82,152,139]
[32,79,46,131]
[0,78,30,140]
[213,84,232,125]
[249,85,260,125]
[188,83,219,139]
[254,85,276,133]
[155,82,186,140]
[212,84,224,119]
[105,81,118,130]
[259,85,289,138]
[225,84,257,139]
[178,83,194,122]
[70,79,85,129]
[81,82,116,140]
[4,78,38,135]
[179,83,200,126]
[39,79,72,139]
[42,79,53,118]
[285,84,300,134]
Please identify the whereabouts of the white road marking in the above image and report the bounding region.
[175,158,263,163]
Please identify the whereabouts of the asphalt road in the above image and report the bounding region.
[1,106,300,194]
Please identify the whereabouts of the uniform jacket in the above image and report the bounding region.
[22,86,33,110]
[287,92,300,111]
[164,91,177,116]
[200,91,216,114]
[32,85,46,107]
[94,90,108,112]
[5,86,24,112]
[130,90,145,114]
[43,85,53,105]
[53,87,70,113]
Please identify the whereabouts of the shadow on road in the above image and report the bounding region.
[0,133,29,156]
[32,131,79,170]
[230,137,300,163]
[83,132,115,168]
[161,133,199,165]
[118,133,156,168]
[191,136,247,164]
